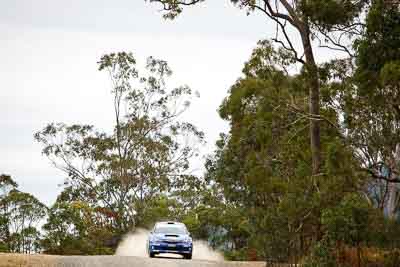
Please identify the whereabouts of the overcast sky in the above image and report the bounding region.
[0,0,339,205]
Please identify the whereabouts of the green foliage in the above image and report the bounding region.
[0,174,17,252]
[1,0,399,259]
[353,0,400,116]
[137,196,182,228]
[0,175,46,254]
[199,39,365,261]
[147,0,367,29]
[41,200,116,255]
[322,194,371,246]
[335,1,400,218]
[303,241,336,267]
[34,52,203,254]
[356,1,400,82]
[0,174,18,189]
[3,190,47,253]
[300,0,367,30]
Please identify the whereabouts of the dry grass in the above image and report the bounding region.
[334,246,400,267]
[0,253,57,267]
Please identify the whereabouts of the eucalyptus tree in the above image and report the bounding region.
[35,52,204,232]
[146,0,368,176]
[341,1,400,218]
[316,0,400,217]
[0,174,17,252]
[0,175,47,254]
[41,197,118,255]
[4,190,47,253]
[200,40,363,261]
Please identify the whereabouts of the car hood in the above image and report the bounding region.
[151,233,190,242]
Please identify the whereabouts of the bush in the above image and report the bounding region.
[321,193,371,247]
[303,241,336,267]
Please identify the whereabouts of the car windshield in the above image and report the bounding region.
[154,225,187,235]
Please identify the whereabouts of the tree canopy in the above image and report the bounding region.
[1,1,400,265]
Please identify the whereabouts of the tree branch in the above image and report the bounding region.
[249,1,305,64]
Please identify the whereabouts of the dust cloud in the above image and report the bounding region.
[190,240,223,261]
[115,228,149,257]
[115,228,224,261]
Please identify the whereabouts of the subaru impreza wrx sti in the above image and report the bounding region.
[147,221,193,259]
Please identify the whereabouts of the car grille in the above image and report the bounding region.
[163,239,181,243]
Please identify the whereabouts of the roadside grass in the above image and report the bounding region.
[0,253,57,267]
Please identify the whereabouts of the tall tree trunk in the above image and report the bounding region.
[300,26,321,175]
[387,178,397,219]
[387,144,400,218]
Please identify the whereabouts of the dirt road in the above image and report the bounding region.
[0,254,266,267]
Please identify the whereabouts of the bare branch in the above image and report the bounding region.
[365,168,400,183]
[262,0,298,28]
[314,25,355,58]
[249,1,305,64]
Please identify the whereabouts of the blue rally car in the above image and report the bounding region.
[147,221,193,259]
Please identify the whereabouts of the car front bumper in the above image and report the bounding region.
[149,242,193,255]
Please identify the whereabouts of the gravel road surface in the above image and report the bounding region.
[0,254,266,267]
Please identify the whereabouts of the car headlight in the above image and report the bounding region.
[149,236,161,243]
[183,237,193,244]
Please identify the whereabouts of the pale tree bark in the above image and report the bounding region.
[264,0,322,175]
[387,144,400,219]
[300,25,321,175]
